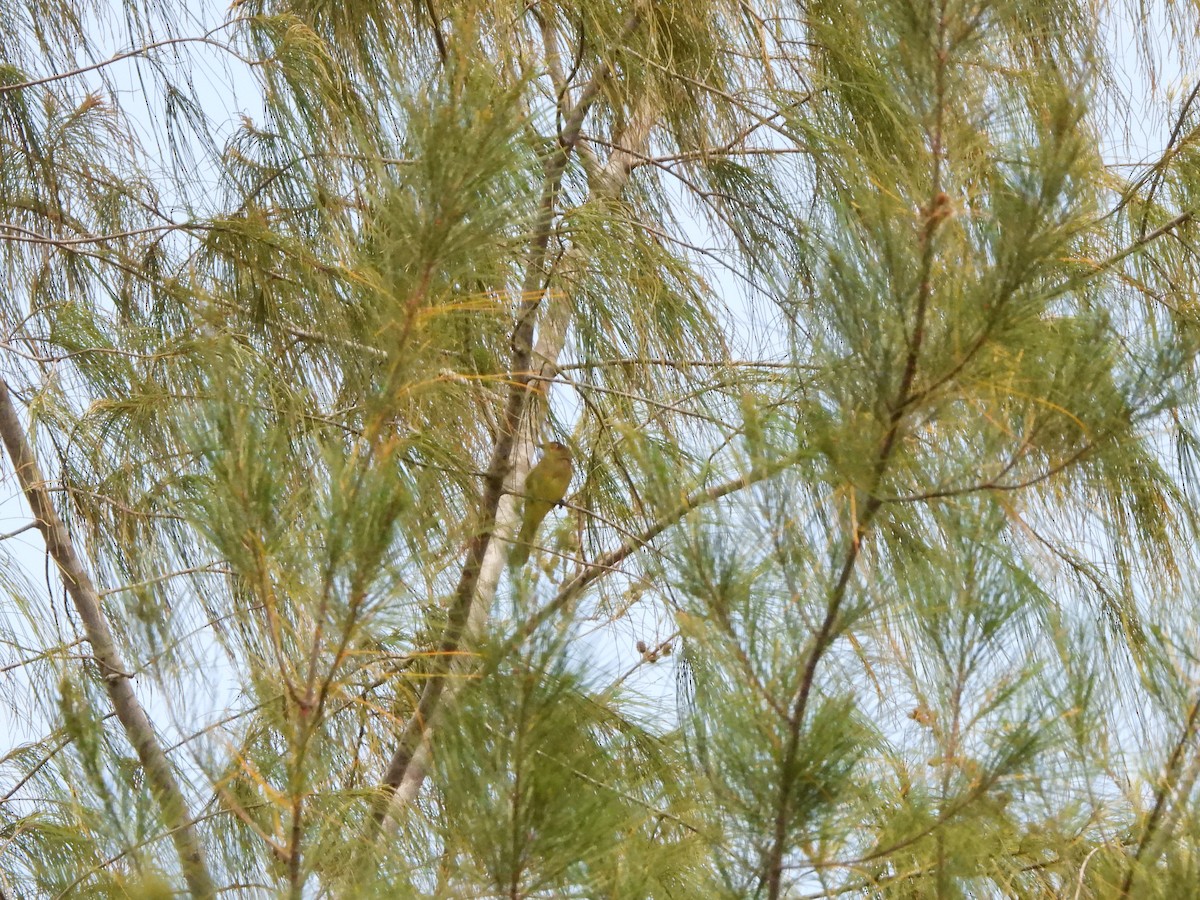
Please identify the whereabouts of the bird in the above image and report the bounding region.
[510,440,573,567]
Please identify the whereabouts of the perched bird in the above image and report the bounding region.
[511,440,573,566]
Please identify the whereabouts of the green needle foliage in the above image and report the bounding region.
[4,0,1200,897]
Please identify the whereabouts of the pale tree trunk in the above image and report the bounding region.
[381,101,657,822]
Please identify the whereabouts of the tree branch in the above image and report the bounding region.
[373,7,647,822]
[0,378,215,897]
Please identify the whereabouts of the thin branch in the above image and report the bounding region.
[0,521,39,541]
[0,23,258,96]
[557,357,798,371]
[98,562,233,597]
[1,715,117,803]
[421,0,448,63]
[0,637,86,674]
[0,221,197,247]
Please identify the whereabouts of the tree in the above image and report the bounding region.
[3,0,1200,896]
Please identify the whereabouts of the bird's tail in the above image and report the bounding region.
[509,520,535,567]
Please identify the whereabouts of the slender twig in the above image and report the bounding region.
[98,562,232,596]
[0,23,257,96]
[1130,79,1200,234]
[557,357,797,370]
[2,730,79,802]
[1048,209,1195,303]
[421,0,448,62]
[0,220,201,246]
[0,521,38,541]
[0,637,86,673]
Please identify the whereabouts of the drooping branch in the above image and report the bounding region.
[0,22,256,96]
[0,378,215,898]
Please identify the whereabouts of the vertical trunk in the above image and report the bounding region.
[0,378,216,898]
